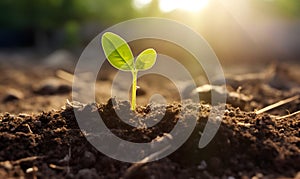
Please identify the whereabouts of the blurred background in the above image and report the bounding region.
[0,0,300,114]
[0,0,299,66]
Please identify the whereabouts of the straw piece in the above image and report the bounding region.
[255,95,299,115]
[276,110,300,120]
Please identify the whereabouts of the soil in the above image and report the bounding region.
[0,60,299,179]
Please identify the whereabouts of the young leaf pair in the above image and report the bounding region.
[101,32,157,110]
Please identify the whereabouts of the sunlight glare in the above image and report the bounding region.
[159,0,209,13]
[133,0,152,9]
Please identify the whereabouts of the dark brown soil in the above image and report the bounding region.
[0,62,299,179]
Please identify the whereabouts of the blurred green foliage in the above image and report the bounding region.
[1,0,299,30]
[0,0,140,48]
[253,0,300,18]
[0,0,137,30]
[0,0,298,48]
[274,0,300,17]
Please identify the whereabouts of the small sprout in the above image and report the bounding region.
[101,32,157,110]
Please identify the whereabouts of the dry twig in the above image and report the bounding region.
[255,95,299,115]
[275,110,300,120]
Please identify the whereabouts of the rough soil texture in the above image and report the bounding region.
[0,61,299,179]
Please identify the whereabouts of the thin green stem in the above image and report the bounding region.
[131,70,138,110]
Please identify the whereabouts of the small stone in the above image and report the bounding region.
[34,120,42,127]
[18,113,30,118]
[256,173,263,178]
[26,166,38,173]
[1,161,12,170]
[194,84,227,103]
[295,172,300,179]
[33,78,71,95]
[251,173,264,179]
[197,160,207,170]
[136,87,146,96]
[43,49,75,69]
[2,88,24,103]
[76,168,99,179]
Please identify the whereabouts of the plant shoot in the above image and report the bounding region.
[101,32,157,110]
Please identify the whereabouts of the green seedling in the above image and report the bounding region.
[101,32,157,110]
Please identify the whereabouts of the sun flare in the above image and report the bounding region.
[132,0,152,9]
[159,0,209,13]
[133,0,209,13]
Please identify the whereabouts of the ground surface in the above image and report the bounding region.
[0,55,299,179]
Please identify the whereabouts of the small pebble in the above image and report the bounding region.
[33,78,71,95]
[2,88,24,103]
[251,173,264,179]
[18,113,30,118]
[26,166,38,173]
[197,160,207,170]
[1,161,12,170]
[34,120,42,127]
[295,172,300,179]
[43,50,75,68]
[136,87,146,96]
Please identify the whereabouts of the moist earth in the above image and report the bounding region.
[0,62,299,179]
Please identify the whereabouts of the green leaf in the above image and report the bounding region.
[135,48,157,71]
[101,32,134,71]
